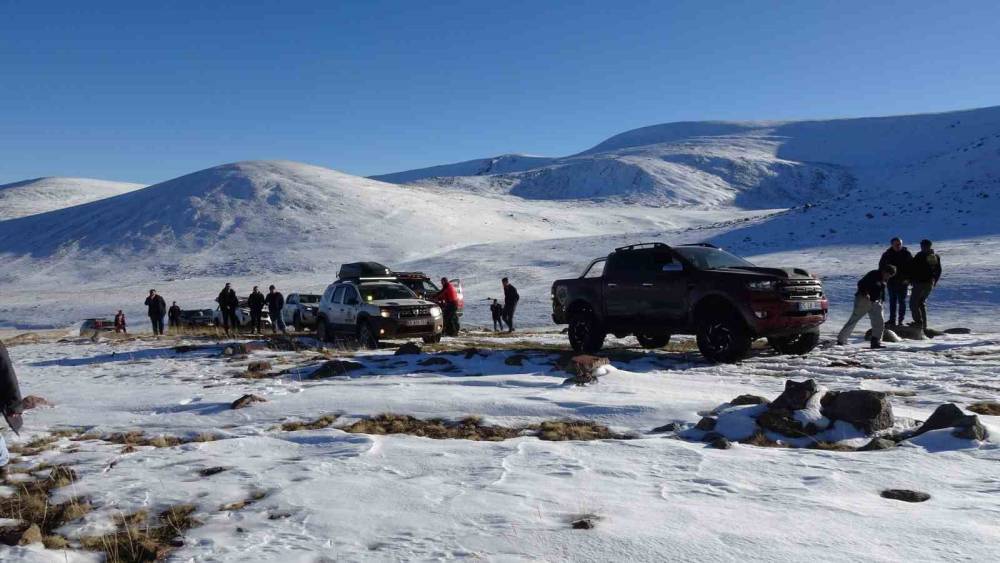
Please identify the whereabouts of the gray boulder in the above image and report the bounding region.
[859,438,896,451]
[914,403,989,441]
[881,489,930,503]
[820,390,894,434]
[770,379,819,411]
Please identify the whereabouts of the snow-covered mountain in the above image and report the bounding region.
[0,176,144,220]
[374,106,1000,210]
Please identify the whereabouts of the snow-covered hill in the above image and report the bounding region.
[0,176,144,220]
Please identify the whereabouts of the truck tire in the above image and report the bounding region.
[293,312,304,332]
[768,331,820,355]
[357,321,378,350]
[636,332,671,349]
[422,334,442,344]
[696,313,752,363]
[568,307,606,353]
[316,317,332,343]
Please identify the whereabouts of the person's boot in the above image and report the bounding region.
[870,338,883,349]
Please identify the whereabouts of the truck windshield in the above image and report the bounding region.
[674,246,755,270]
[582,259,606,278]
[360,283,416,301]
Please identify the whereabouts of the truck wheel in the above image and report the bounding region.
[316,318,332,343]
[293,312,304,332]
[636,332,670,349]
[357,322,379,350]
[422,334,442,344]
[768,331,820,355]
[568,308,605,353]
[696,313,752,363]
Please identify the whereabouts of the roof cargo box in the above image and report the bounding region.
[338,262,393,280]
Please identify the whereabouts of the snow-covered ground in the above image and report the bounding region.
[1,330,997,561]
[0,177,144,220]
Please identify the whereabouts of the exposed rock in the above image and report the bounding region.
[701,431,724,443]
[820,390,894,434]
[953,420,988,441]
[912,403,989,441]
[770,379,819,411]
[246,360,271,373]
[222,343,248,357]
[231,394,267,409]
[417,356,452,367]
[858,438,896,451]
[943,327,972,334]
[649,422,680,433]
[504,354,528,366]
[571,518,596,530]
[968,401,1000,416]
[758,409,819,437]
[20,395,52,409]
[310,359,364,378]
[709,437,732,449]
[18,524,42,546]
[695,417,717,431]
[395,342,422,356]
[0,523,44,546]
[463,347,485,359]
[881,489,930,503]
[730,394,770,406]
[562,355,610,385]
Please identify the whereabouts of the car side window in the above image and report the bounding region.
[607,250,652,280]
[653,251,683,274]
[343,287,359,305]
[332,286,346,304]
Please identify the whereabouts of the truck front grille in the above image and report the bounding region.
[779,279,824,300]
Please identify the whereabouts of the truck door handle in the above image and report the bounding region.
[642,283,654,287]
[607,283,617,287]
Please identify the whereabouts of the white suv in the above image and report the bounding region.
[282,293,321,331]
[316,278,444,348]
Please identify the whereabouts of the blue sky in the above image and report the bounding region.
[1,0,998,185]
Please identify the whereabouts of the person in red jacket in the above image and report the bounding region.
[434,277,461,337]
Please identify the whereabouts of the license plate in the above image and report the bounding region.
[403,319,430,326]
[796,301,821,311]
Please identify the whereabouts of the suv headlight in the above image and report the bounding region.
[747,280,777,291]
[429,306,442,318]
[380,309,393,318]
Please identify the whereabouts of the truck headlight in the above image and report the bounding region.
[429,306,442,318]
[380,309,393,318]
[747,281,776,291]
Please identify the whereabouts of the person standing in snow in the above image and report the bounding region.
[909,239,942,335]
[144,289,167,336]
[0,341,24,473]
[216,283,239,335]
[878,237,913,327]
[168,301,182,331]
[266,285,287,335]
[433,277,461,337]
[114,310,127,334]
[501,277,519,333]
[490,299,503,332]
[247,286,266,334]
[837,264,896,348]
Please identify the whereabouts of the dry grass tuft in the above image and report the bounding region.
[536,420,622,441]
[0,465,91,544]
[739,431,783,448]
[968,401,1000,416]
[221,490,268,512]
[808,441,858,452]
[342,413,627,442]
[79,504,200,562]
[279,414,340,432]
[103,431,219,449]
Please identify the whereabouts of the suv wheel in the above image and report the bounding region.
[357,321,378,350]
[768,331,820,355]
[316,317,331,343]
[568,307,606,353]
[293,312,304,332]
[635,332,670,349]
[696,313,752,363]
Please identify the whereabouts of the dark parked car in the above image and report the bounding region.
[551,242,828,362]
[178,308,215,327]
[80,318,116,337]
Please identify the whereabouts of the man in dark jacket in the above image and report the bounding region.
[909,239,942,334]
[879,237,913,326]
[266,285,287,334]
[168,302,182,331]
[247,286,266,334]
[217,283,239,335]
[1,341,24,470]
[490,299,503,332]
[144,289,167,336]
[837,264,896,348]
[501,277,519,333]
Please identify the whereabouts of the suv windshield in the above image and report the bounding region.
[359,283,416,302]
[674,246,755,270]
[299,294,320,304]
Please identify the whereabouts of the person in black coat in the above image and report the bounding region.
[168,302,182,331]
[247,286,266,334]
[490,299,503,332]
[837,264,896,348]
[144,289,167,336]
[266,285,287,334]
[878,237,913,326]
[1,341,24,470]
[908,239,942,333]
[216,283,239,335]
[501,277,519,332]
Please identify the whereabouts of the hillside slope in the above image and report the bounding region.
[0,177,144,220]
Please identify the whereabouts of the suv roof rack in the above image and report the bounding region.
[338,261,392,280]
[676,242,718,248]
[393,271,427,279]
[614,242,670,252]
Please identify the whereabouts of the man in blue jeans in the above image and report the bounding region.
[878,237,913,326]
